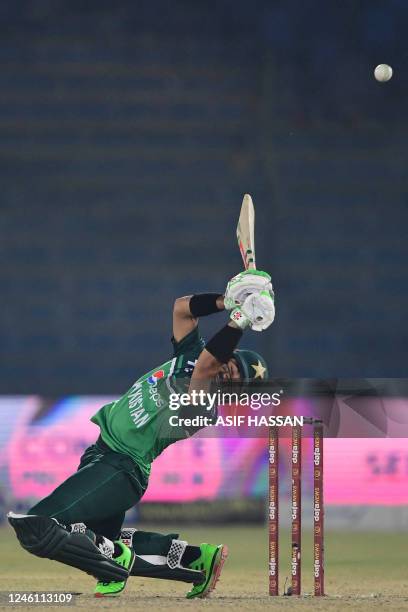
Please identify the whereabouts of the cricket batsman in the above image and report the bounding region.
[8,270,275,598]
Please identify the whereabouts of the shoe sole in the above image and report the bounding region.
[199,544,229,599]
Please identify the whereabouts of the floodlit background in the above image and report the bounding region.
[1,1,408,606]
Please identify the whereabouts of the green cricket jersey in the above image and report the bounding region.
[91,327,206,479]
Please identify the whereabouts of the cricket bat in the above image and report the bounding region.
[236,194,256,270]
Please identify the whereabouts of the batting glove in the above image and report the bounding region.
[229,290,275,331]
[224,270,273,310]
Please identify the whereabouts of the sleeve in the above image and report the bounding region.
[171,326,206,357]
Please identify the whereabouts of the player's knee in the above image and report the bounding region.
[8,513,128,582]
[8,513,67,558]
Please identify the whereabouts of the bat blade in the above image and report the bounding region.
[236,194,256,270]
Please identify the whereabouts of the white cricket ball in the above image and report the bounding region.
[374,64,393,82]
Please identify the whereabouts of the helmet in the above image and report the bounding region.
[233,349,269,381]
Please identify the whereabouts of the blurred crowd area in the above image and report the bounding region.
[1,0,408,393]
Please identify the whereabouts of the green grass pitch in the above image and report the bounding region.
[1,524,407,611]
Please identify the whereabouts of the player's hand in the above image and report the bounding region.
[230,291,275,331]
[224,270,273,310]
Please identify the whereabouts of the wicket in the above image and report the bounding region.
[268,418,324,597]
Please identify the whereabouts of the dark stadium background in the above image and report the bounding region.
[1,0,407,394]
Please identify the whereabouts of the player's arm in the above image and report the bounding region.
[173,267,274,342]
[189,321,241,380]
[172,294,225,342]
[188,320,242,404]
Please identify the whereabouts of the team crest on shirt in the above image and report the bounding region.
[147,370,165,385]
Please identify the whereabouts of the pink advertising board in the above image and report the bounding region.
[0,397,407,505]
[325,438,408,505]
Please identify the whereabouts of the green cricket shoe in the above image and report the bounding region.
[94,541,135,598]
[186,543,228,599]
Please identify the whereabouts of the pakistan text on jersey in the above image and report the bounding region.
[128,382,150,428]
